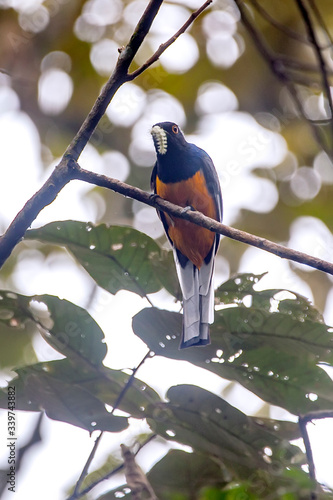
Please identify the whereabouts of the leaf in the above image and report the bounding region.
[0,290,107,365]
[216,273,324,323]
[0,290,37,370]
[100,450,227,500]
[0,357,161,421]
[146,385,304,478]
[3,362,128,432]
[0,291,162,428]
[150,248,181,300]
[26,221,178,297]
[33,294,108,365]
[132,300,333,414]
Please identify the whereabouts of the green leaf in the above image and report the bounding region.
[216,273,324,323]
[200,483,257,500]
[0,357,161,421]
[132,299,333,414]
[146,385,304,478]
[1,362,128,432]
[0,290,37,370]
[100,450,227,500]
[33,294,107,365]
[26,221,178,296]
[0,290,107,365]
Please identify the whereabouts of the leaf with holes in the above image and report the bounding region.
[216,273,323,323]
[0,358,161,420]
[26,221,178,297]
[146,385,304,480]
[132,301,333,415]
[5,362,128,432]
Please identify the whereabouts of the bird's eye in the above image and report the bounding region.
[172,125,179,134]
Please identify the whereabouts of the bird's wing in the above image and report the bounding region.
[201,151,223,223]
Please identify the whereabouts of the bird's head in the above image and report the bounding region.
[151,122,187,157]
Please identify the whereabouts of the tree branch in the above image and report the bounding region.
[298,410,333,498]
[74,163,333,275]
[0,158,76,268]
[2,157,333,275]
[249,0,309,44]
[0,0,212,268]
[64,0,164,161]
[1,1,333,276]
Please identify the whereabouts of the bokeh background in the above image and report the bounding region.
[0,0,333,498]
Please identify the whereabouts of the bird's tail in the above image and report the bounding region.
[174,249,215,349]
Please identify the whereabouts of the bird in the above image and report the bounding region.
[150,121,222,348]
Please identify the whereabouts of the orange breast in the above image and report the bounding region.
[156,170,217,269]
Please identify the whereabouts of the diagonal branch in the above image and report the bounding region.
[1,1,333,276]
[74,164,333,275]
[0,0,213,268]
[65,0,164,160]
[1,156,333,275]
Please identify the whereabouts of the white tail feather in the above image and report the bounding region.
[174,246,216,349]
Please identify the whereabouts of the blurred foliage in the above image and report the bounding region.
[1,0,333,498]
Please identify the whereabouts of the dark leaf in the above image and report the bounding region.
[146,385,304,478]
[0,358,161,422]
[8,363,128,432]
[0,290,107,365]
[132,300,333,414]
[34,294,107,365]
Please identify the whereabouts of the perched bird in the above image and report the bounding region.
[150,122,222,348]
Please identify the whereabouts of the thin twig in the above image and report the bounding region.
[308,0,333,48]
[298,417,317,499]
[300,410,333,423]
[128,0,213,80]
[71,431,104,498]
[233,0,331,156]
[1,155,333,275]
[68,351,153,500]
[74,434,157,499]
[298,410,333,499]
[249,0,309,44]
[295,0,333,145]
[112,351,153,412]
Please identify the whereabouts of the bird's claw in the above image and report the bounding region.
[182,205,195,214]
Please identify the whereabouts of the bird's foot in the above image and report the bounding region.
[182,205,195,214]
